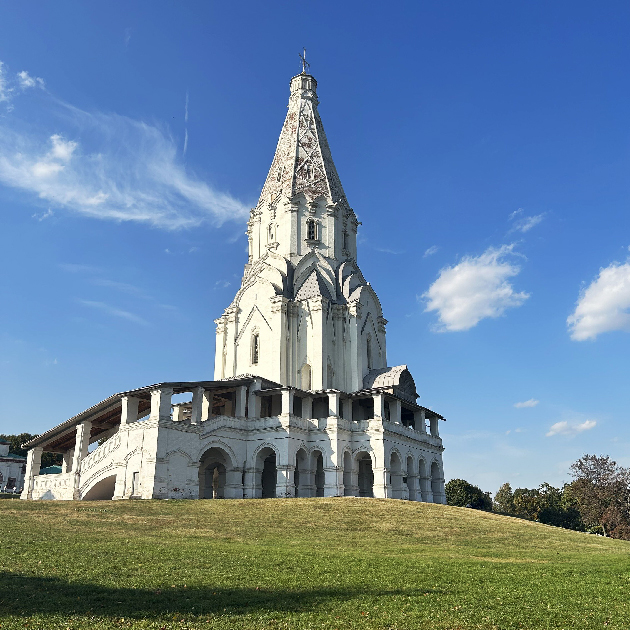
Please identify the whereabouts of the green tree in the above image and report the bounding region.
[445,478,492,511]
[493,482,515,514]
[0,434,62,469]
[513,487,541,520]
[569,454,630,539]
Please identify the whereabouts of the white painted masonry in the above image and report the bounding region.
[21,68,446,503]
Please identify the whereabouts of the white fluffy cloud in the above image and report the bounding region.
[0,61,249,229]
[567,261,630,341]
[514,399,539,408]
[423,245,530,332]
[546,420,596,437]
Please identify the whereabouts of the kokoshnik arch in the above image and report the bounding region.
[21,67,447,503]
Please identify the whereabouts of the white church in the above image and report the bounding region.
[21,67,447,503]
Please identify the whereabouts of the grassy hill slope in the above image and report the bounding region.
[0,498,628,629]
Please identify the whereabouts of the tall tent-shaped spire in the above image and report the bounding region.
[257,73,347,209]
[216,66,388,393]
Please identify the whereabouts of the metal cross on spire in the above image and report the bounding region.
[299,48,310,74]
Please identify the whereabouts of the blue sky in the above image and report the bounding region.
[1,1,629,494]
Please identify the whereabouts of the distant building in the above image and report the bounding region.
[21,66,446,503]
[0,439,26,492]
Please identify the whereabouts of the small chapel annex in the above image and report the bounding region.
[21,67,447,503]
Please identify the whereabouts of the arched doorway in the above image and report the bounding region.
[199,447,232,499]
[311,450,325,497]
[82,474,116,501]
[356,452,374,498]
[261,453,277,498]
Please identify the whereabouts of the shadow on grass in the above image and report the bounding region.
[0,572,439,619]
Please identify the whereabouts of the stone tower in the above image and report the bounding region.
[214,71,388,393]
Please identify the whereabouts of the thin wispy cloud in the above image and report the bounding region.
[0,59,249,230]
[183,90,189,156]
[546,419,596,437]
[124,28,132,48]
[514,398,539,408]
[422,244,530,332]
[17,70,44,90]
[32,208,54,221]
[375,247,404,255]
[508,208,545,234]
[568,260,630,341]
[0,62,11,104]
[58,262,103,274]
[423,245,439,258]
[77,299,148,326]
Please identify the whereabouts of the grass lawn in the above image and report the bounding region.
[0,498,628,629]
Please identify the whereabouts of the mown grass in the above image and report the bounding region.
[0,498,629,629]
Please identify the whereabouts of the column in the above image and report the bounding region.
[277,465,295,497]
[190,387,204,425]
[281,389,294,416]
[243,467,257,499]
[235,386,247,417]
[120,396,140,426]
[150,388,173,422]
[247,379,262,418]
[373,393,385,420]
[225,467,244,499]
[342,398,353,422]
[72,420,92,500]
[414,409,427,433]
[389,399,401,425]
[61,450,73,473]
[430,416,440,437]
[21,446,43,500]
[201,390,213,421]
[371,442,390,498]
[327,391,340,417]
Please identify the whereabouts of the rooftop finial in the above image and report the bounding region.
[299,48,310,74]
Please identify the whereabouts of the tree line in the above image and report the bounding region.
[445,454,630,540]
[0,434,62,468]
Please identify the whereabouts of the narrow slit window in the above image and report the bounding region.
[343,230,349,250]
[306,219,316,240]
[252,333,260,365]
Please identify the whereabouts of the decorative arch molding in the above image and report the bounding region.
[196,441,239,469]
[353,447,375,467]
[251,441,281,466]
[79,463,118,496]
[123,448,139,463]
[165,449,195,465]
[235,305,273,343]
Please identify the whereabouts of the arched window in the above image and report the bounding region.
[268,223,275,243]
[251,333,260,365]
[301,363,312,391]
[343,230,349,251]
[306,218,316,241]
[366,334,373,370]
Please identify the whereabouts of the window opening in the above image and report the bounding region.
[306,219,316,241]
[252,333,260,365]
